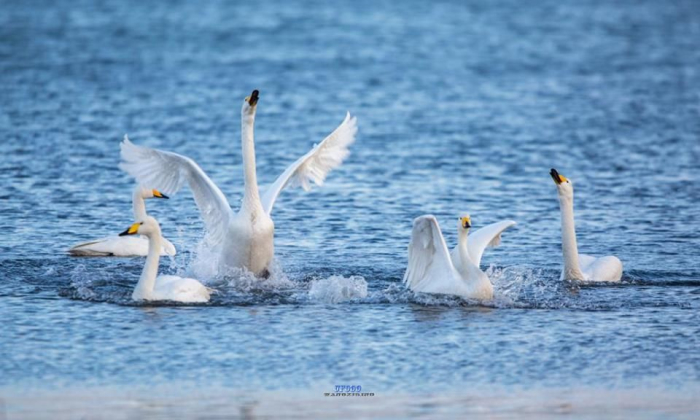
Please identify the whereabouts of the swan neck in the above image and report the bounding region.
[134,232,161,300]
[457,229,477,275]
[559,194,585,280]
[241,113,261,208]
[132,190,147,221]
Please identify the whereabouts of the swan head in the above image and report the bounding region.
[135,185,169,200]
[241,89,259,116]
[119,216,161,237]
[550,168,573,198]
[459,214,472,231]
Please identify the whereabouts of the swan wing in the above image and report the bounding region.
[261,112,357,215]
[466,220,516,267]
[404,215,457,293]
[119,136,234,246]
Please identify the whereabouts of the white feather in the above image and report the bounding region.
[261,112,357,214]
[119,135,234,246]
[404,216,459,293]
[450,220,516,268]
[404,215,512,300]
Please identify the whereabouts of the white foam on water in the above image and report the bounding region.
[221,263,296,294]
[308,275,368,303]
[67,264,99,300]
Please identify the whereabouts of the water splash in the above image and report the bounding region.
[57,258,694,311]
[308,275,368,303]
[61,263,131,303]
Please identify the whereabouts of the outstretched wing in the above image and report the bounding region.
[403,215,457,293]
[261,112,357,215]
[451,220,516,268]
[119,136,234,246]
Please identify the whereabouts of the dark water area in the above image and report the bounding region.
[1,0,700,417]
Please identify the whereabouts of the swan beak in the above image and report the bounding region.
[119,222,142,236]
[550,168,568,185]
[248,89,259,106]
[461,216,471,229]
[152,189,169,199]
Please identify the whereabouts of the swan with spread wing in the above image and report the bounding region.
[119,90,357,276]
[404,214,516,300]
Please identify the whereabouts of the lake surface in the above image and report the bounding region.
[1,0,700,418]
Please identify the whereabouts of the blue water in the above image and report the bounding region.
[2,0,700,413]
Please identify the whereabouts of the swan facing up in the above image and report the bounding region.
[404,215,516,300]
[68,186,176,257]
[550,168,623,282]
[120,216,210,303]
[119,90,357,277]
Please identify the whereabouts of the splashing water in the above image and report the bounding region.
[308,275,368,303]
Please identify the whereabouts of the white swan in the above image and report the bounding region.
[68,186,177,257]
[404,214,516,300]
[119,90,357,277]
[550,168,623,282]
[119,216,210,303]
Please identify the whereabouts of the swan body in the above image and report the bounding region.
[404,215,516,300]
[120,217,210,303]
[551,168,623,282]
[119,90,357,276]
[68,186,176,257]
[221,203,275,275]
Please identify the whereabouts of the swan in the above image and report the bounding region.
[550,168,623,282]
[68,186,177,257]
[119,90,357,277]
[119,216,210,303]
[404,214,516,300]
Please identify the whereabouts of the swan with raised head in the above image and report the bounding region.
[550,168,623,282]
[119,90,357,277]
[119,216,210,303]
[404,214,516,300]
[68,186,176,257]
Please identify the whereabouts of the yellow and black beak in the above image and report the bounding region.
[248,89,259,106]
[461,216,471,229]
[152,189,169,199]
[550,168,568,185]
[119,222,142,237]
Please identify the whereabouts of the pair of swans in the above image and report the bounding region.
[68,186,204,302]
[110,90,355,303]
[68,186,176,257]
[404,169,622,301]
